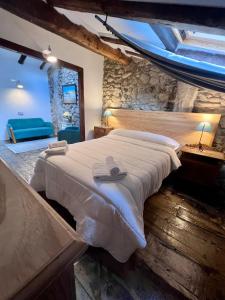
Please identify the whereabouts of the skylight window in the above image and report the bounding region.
[182,31,225,52]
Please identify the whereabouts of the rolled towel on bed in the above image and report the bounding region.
[93,162,127,181]
[45,145,68,155]
[105,156,120,176]
[48,140,67,149]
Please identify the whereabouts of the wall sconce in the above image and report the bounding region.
[196,121,212,151]
[103,109,112,127]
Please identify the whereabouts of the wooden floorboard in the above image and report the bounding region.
[137,189,225,300]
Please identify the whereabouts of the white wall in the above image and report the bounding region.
[0,48,51,140]
[0,9,104,139]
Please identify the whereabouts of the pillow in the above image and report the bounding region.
[109,129,180,150]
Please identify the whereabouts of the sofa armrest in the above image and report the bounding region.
[43,121,54,136]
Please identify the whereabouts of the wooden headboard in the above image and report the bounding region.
[108,109,221,146]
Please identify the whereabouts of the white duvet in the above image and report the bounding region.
[30,134,181,262]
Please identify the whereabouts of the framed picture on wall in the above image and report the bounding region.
[62,84,78,105]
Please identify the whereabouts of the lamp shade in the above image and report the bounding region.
[103,110,112,117]
[196,121,212,132]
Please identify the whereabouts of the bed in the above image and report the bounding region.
[30,110,221,262]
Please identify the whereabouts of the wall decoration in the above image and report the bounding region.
[62,84,78,104]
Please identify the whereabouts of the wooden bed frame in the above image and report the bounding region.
[108,109,221,146]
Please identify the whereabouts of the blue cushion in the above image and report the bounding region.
[14,127,53,139]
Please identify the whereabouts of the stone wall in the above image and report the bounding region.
[48,67,79,134]
[103,58,177,111]
[102,58,225,151]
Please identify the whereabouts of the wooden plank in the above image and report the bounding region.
[0,159,87,300]
[108,109,221,146]
[144,213,225,274]
[125,50,145,59]
[146,206,225,252]
[0,0,131,65]
[9,126,16,144]
[100,35,127,46]
[140,189,225,299]
[51,0,225,35]
[147,191,225,236]
[137,235,225,300]
[137,235,204,300]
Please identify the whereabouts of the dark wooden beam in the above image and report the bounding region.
[0,0,131,65]
[51,0,225,34]
[100,35,127,46]
[40,61,47,70]
[150,24,178,52]
[18,54,27,64]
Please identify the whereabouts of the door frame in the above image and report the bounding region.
[0,38,85,141]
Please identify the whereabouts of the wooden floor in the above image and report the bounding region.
[137,188,225,300]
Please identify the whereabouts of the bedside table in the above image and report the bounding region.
[94,126,113,139]
[175,146,225,204]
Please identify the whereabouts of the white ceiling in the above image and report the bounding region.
[0,47,49,88]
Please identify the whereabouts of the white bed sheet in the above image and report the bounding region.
[30,135,181,262]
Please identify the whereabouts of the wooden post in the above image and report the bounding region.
[9,127,16,144]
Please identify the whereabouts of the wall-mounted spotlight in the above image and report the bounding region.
[42,45,58,63]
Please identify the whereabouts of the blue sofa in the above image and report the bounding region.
[7,118,54,143]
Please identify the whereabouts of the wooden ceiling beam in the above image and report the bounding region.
[0,0,131,65]
[51,0,225,34]
[125,50,145,59]
[100,35,127,46]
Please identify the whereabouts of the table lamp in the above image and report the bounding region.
[196,121,212,151]
[103,109,112,127]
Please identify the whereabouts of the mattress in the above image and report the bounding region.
[30,134,181,262]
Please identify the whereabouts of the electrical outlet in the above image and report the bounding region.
[17,112,24,116]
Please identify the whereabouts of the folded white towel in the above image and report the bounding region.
[93,162,127,182]
[48,140,67,149]
[105,156,120,176]
[45,146,68,155]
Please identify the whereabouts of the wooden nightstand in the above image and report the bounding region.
[94,126,113,139]
[175,146,225,205]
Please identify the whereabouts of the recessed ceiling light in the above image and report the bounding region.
[17,84,24,89]
[47,55,58,63]
[16,81,24,89]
